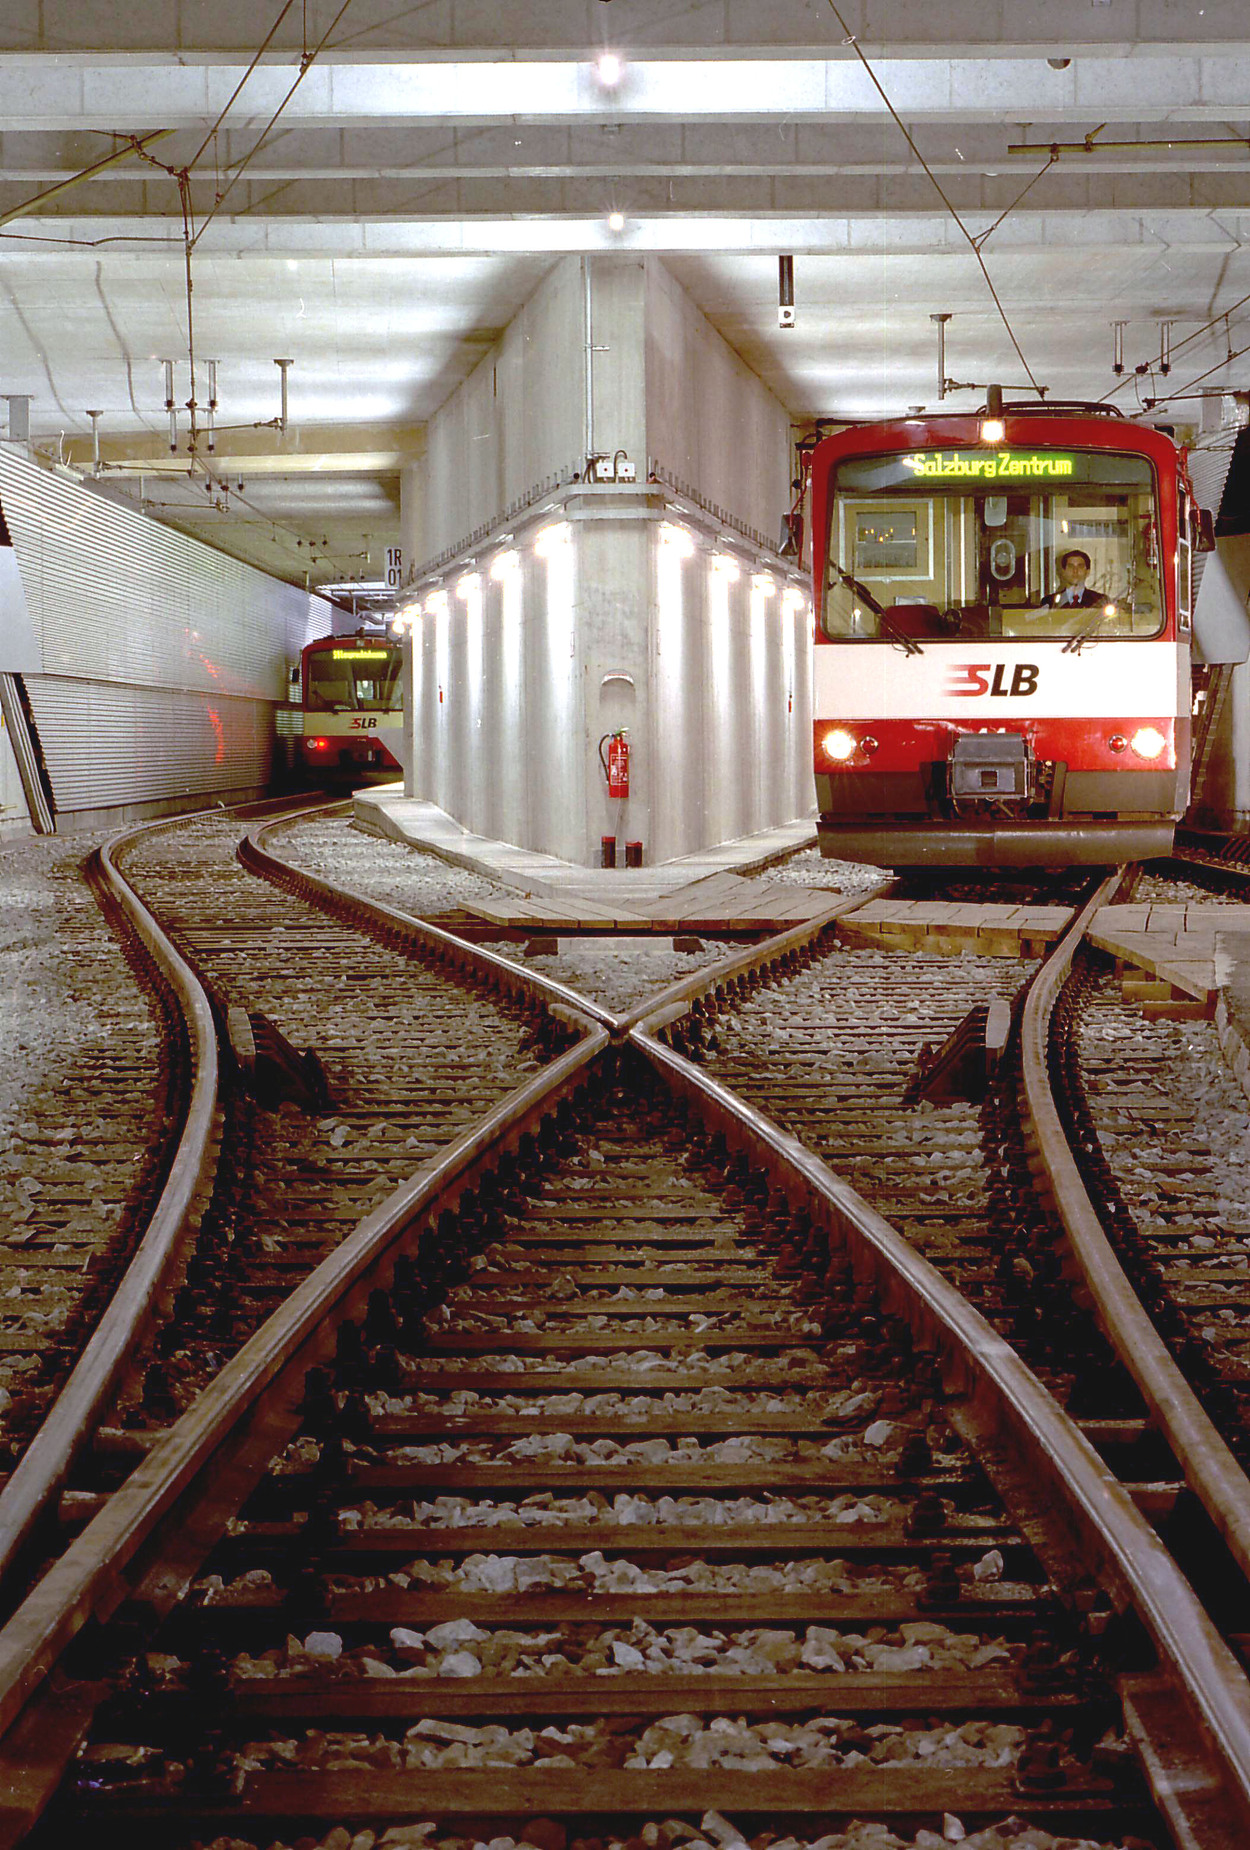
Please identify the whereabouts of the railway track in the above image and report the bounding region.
[0,839,187,1473]
[5,1021,1250,1849]
[1044,855,1250,1464]
[0,802,580,1605]
[2,808,1250,1845]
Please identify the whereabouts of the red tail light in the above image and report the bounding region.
[305,736,331,753]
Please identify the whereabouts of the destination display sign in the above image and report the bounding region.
[900,451,1075,481]
[331,648,391,661]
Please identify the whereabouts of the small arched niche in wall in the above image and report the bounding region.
[599,669,636,738]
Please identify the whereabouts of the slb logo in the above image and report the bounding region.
[945,663,1038,698]
[349,715,379,730]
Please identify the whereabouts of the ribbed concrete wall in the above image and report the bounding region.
[0,444,334,826]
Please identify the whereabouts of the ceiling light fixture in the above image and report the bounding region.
[597,53,623,85]
[607,210,625,232]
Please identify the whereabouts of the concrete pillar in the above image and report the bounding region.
[398,459,422,592]
[405,255,811,865]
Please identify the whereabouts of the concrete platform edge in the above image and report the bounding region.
[1214,994,1250,1109]
[352,786,818,895]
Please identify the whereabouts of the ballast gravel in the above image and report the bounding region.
[200,1546,1008,1603]
[369,1387,884,1422]
[203,1617,1009,1683]
[182,1812,1140,1850]
[329,1490,921,1532]
[399,1348,837,1379]
[0,833,164,1440]
[175,1713,1032,1778]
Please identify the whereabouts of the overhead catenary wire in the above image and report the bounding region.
[822,0,1045,398]
[1101,286,1250,404]
[190,0,356,248]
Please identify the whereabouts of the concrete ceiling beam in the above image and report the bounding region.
[6,173,1249,217]
[12,209,1250,257]
[2,0,1250,56]
[1,56,1249,129]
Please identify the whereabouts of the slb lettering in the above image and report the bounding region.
[944,663,1038,698]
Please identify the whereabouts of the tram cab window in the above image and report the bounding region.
[823,449,1163,643]
[306,646,403,711]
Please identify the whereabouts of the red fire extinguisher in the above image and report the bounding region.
[599,730,630,799]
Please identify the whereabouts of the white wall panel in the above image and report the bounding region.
[27,677,276,809]
[0,445,333,817]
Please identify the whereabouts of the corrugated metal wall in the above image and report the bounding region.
[0,445,333,819]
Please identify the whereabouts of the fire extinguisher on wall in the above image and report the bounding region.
[599,729,630,799]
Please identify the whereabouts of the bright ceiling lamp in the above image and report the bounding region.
[596,52,623,85]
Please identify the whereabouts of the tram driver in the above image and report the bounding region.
[1049,549,1103,610]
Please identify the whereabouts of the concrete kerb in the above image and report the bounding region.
[351,786,818,896]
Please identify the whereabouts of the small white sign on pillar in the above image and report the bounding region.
[385,545,404,588]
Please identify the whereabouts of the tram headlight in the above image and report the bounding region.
[1130,726,1167,760]
[822,727,859,763]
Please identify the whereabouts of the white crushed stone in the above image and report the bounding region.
[218,1618,1010,1683]
[154,1713,1035,1779]
[335,1489,920,1531]
[0,833,163,1434]
[351,1426,920,1469]
[333,1551,932,1598]
[181,1812,1138,1850]
[370,1387,882,1422]
[399,1347,836,1378]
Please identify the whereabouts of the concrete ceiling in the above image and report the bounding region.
[1,0,1248,592]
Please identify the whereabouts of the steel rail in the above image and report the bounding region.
[250,802,894,1040]
[613,877,895,1035]
[0,815,221,1593]
[0,793,607,1638]
[244,803,623,1033]
[0,1021,609,1823]
[1019,870,1250,1591]
[630,1015,1250,1842]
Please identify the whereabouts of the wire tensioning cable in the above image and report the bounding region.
[822,0,1045,398]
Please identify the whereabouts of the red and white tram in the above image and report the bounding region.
[810,404,1205,867]
[298,633,404,780]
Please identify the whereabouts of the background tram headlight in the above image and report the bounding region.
[822,727,859,763]
[1130,726,1167,760]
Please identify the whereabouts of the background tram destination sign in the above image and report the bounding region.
[901,451,1077,481]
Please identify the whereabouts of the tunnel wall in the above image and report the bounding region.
[0,444,334,828]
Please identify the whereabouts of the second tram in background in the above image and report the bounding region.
[297,633,404,782]
[811,401,1219,868]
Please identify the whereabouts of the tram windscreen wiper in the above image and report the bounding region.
[831,562,923,655]
[1061,607,1114,654]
